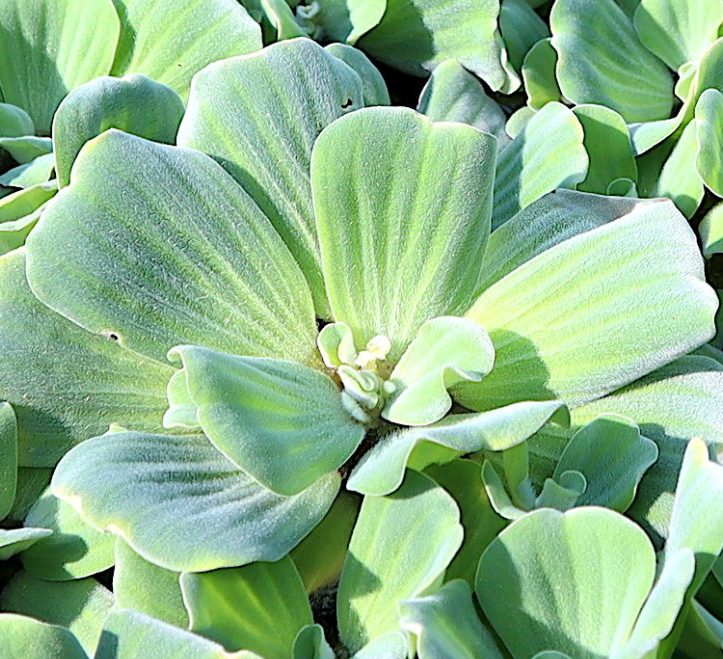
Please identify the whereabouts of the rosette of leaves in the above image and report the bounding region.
[0,0,262,256]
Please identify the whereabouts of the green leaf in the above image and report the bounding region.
[27,130,319,367]
[95,608,258,659]
[522,38,562,110]
[416,59,509,150]
[0,527,52,561]
[478,189,643,293]
[169,346,364,496]
[634,0,723,71]
[573,104,637,194]
[0,182,57,255]
[382,317,495,426]
[492,102,588,228]
[1,571,113,654]
[315,0,386,44]
[0,614,85,659]
[53,75,184,188]
[0,250,172,468]
[349,401,567,496]
[0,401,16,519]
[400,579,504,659]
[0,102,34,137]
[499,0,550,72]
[425,460,507,585]
[696,88,723,197]
[0,135,52,163]
[552,415,658,511]
[351,632,408,659]
[20,488,114,580]
[292,625,335,659]
[110,0,261,101]
[0,0,120,134]
[113,539,188,629]
[551,0,674,123]
[458,199,717,411]
[476,507,657,658]
[181,557,312,657]
[324,43,390,105]
[178,38,364,318]
[0,153,55,188]
[700,203,723,256]
[312,106,496,361]
[357,0,519,93]
[259,0,307,39]
[6,468,51,522]
[291,492,359,594]
[337,469,462,654]
[51,431,340,572]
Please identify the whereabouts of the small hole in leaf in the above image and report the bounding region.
[106,332,119,342]
[340,98,353,109]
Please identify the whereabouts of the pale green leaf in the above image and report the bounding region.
[51,432,340,572]
[293,625,334,659]
[0,102,34,137]
[177,38,364,318]
[6,468,51,522]
[113,539,188,629]
[349,401,567,496]
[459,200,716,411]
[0,614,85,659]
[0,250,172,468]
[476,507,657,658]
[400,579,504,659]
[0,182,56,255]
[634,0,723,71]
[0,153,55,188]
[696,88,723,197]
[312,106,496,361]
[27,130,319,367]
[492,102,588,228]
[357,0,519,93]
[315,0,386,44]
[416,59,509,150]
[551,0,674,122]
[20,488,114,580]
[700,203,723,256]
[169,346,364,496]
[338,470,462,654]
[260,0,306,39]
[0,401,17,519]
[1,572,113,654]
[553,415,658,511]
[53,75,184,188]
[324,43,390,105]
[522,38,562,110]
[0,527,52,561]
[505,105,536,138]
[481,460,528,520]
[350,632,408,659]
[0,135,52,163]
[181,557,311,658]
[499,0,550,72]
[110,0,261,101]
[383,317,495,426]
[0,0,120,134]
[573,104,637,194]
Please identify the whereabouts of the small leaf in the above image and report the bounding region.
[20,488,114,580]
[113,539,188,629]
[325,43,390,105]
[0,135,52,164]
[0,153,55,188]
[169,346,364,496]
[338,470,462,654]
[383,317,495,426]
[700,203,723,257]
[551,0,674,123]
[0,527,52,561]
[492,102,588,228]
[0,571,113,654]
[0,102,34,137]
[315,0,386,44]
[499,0,550,72]
[0,401,17,519]
[695,88,723,197]
[0,182,57,256]
[522,38,562,110]
[400,579,504,659]
[293,624,335,659]
[312,106,496,360]
[181,557,311,658]
[0,614,85,659]
[53,75,184,188]
[51,431,340,572]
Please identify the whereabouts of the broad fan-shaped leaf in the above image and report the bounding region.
[51,432,339,572]
[492,102,588,228]
[177,38,364,317]
[338,470,462,654]
[696,88,723,197]
[551,0,674,123]
[357,0,519,93]
[312,106,496,360]
[53,75,184,187]
[0,614,85,659]
[181,558,311,658]
[0,401,16,519]
[168,346,364,496]
[0,0,120,134]
[458,199,716,411]
[0,250,172,468]
[110,0,261,101]
[27,130,319,367]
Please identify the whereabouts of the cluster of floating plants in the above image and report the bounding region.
[0,0,721,658]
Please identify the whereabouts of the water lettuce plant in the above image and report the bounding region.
[0,2,721,659]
